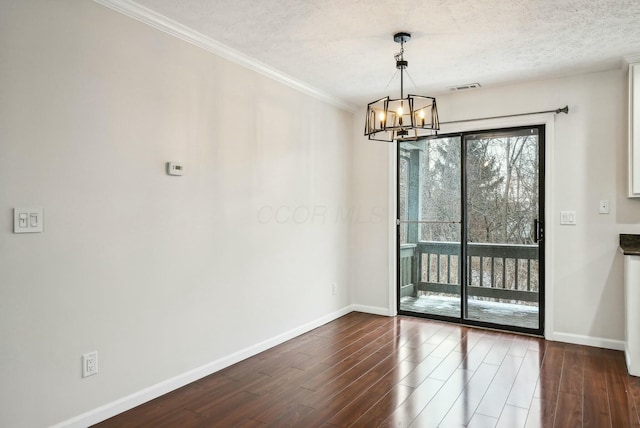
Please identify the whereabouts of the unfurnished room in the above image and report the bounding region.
[3,1,640,427]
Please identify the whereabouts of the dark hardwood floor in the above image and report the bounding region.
[94,312,640,427]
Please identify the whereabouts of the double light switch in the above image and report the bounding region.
[560,211,577,225]
[14,208,43,233]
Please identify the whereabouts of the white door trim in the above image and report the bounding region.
[388,113,555,338]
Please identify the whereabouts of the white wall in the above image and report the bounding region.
[351,68,640,346]
[0,1,353,427]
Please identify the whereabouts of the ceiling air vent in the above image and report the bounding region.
[447,83,481,92]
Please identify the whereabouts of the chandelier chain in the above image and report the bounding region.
[394,41,405,63]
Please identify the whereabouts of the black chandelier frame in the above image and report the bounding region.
[364,32,440,142]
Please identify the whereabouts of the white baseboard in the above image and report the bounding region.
[351,304,393,317]
[625,344,640,377]
[52,305,354,428]
[551,331,625,351]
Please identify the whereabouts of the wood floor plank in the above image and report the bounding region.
[459,337,497,372]
[496,404,529,428]
[327,361,415,427]
[219,359,278,383]
[261,403,315,427]
[211,376,316,425]
[533,343,564,402]
[399,356,442,387]
[93,382,208,427]
[234,418,268,427]
[483,339,513,365]
[300,333,392,391]
[605,355,640,427]
[399,341,440,363]
[378,377,445,427]
[250,387,315,424]
[298,349,399,408]
[299,351,409,426]
[475,354,524,418]
[507,339,532,358]
[558,349,584,395]
[350,384,414,428]
[524,398,556,428]
[301,378,383,425]
[318,318,395,366]
[452,329,485,354]
[553,392,582,428]
[438,362,499,427]
[467,413,498,428]
[628,375,640,424]
[90,314,640,428]
[310,312,372,338]
[583,353,611,428]
[172,377,246,415]
[393,320,433,348]
[506,349,542,409]
[429,351,465,381]
[408,369,474,427]
[526,337,547,353]
[136,408,205,428]
[185,390,260,420]
[318,331,384,367]
[403,322,448,347]
[421,325,457,347]
[246,366,304,395]
[430,337,464,359]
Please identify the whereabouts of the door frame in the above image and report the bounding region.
[388,113,556,339]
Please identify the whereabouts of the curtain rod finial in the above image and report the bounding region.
[556,106,569,114]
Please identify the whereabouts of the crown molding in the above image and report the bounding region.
[623,53,640,68]
[92,0,355,112]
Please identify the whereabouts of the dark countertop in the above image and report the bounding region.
[620,234,640,256]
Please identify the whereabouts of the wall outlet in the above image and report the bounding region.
[332,283,337,296]
[82,351,98,378]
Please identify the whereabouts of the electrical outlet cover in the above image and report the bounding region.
[82,351,98,378]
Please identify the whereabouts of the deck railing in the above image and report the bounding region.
[400,241,539,302]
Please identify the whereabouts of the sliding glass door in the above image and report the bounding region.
[398,126,544,335]
[398,137,462,319]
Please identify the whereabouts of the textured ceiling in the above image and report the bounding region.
[132,0,640,106]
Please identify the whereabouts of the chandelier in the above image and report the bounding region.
[364,32,440,142]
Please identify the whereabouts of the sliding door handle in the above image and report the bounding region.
[534,219,544,243]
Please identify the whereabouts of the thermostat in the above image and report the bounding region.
[167,162,184,176]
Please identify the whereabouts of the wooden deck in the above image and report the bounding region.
[400,295,539,329]
[93,312,639,427]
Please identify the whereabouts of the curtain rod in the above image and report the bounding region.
[439,105,569,126]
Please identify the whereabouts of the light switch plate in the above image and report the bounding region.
[14,208,43,233]
[599,200,610,214]
[560,211,577,225]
